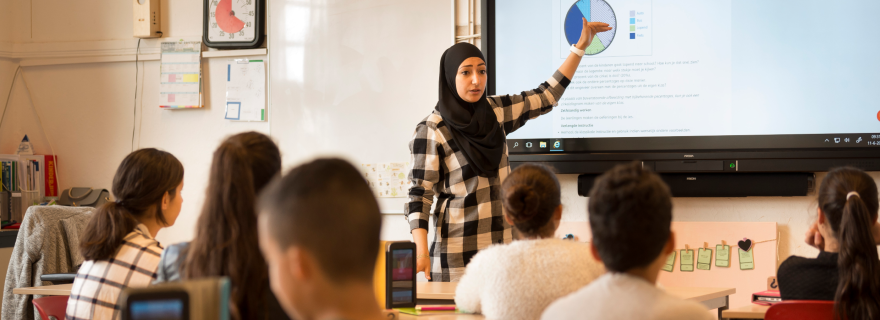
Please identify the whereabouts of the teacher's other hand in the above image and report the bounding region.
[417,255,432,280]
[576,18,613,51]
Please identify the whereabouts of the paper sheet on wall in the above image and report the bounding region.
[225,59,266,121]
[361,162,410,198]
[159,41,203,109]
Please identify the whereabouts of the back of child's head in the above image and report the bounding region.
[817,167,880,320]
[587,162,672,272]
[184,132,281,320]
[502,164,561,236]
[81,148,184,261]
[259,158,381,283]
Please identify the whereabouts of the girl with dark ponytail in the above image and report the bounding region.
[66,148,185,320]
[454,164,604,320]
[778,167,880,320]
[154,132,288,320]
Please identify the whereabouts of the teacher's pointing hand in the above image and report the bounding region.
[576,18,613,50]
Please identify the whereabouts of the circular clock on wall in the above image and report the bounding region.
[203,0,265,48]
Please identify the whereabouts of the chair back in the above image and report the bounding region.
[765,300,835,320]
[32,296,69,320]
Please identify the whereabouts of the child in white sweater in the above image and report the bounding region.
[454,164,604,320]
[541,162,712,320]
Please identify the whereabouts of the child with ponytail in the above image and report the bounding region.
[454,164,604,320]
[66,149,185,320]
[778,167,880,320]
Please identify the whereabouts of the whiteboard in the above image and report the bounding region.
[268,0,452,212]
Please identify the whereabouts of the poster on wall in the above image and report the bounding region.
[159,41,203,109]
[362,162,410,198]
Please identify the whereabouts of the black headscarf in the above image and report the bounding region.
[436,43,506,177]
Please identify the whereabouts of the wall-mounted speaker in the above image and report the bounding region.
[133,0,161,38]
[578,172,815,197]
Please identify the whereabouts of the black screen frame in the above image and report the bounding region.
[482,0,880,174]
[385,242,417,309]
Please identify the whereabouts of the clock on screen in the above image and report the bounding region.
[203,0,265,48]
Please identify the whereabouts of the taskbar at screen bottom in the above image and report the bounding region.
[508,133,880,154]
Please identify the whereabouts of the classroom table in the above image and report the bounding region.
[416,282,736,320]
[12,283,72,296]
[14,282,738,319]
[721,304,770,319]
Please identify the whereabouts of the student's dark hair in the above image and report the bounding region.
[81,148,183,261]
[259,158,382,283]
[818,167,880,320]
[587,161,672,272]
[502,164,561,236]
[182,132,281,320]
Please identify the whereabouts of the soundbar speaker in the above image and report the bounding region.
[578,172,815,197]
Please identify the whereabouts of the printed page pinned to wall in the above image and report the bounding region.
[362,162,411,198]
[160,41,203,109]
[225,58,266,121]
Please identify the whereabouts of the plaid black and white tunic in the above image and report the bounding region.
[66,224,163,320]
[406,71,570,282]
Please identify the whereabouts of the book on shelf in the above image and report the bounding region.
[0,154,59,221]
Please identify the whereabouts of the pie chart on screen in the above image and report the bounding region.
[216,0,245,33]
[564,0,617,55]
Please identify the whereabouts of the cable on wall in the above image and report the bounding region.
[132,38,141,152]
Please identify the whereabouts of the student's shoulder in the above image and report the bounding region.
[540,283,601,320]
[777,254,826,281]
[654,291,714,320]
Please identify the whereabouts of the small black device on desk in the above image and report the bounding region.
[123,289,189,320]
[385,241,417,309]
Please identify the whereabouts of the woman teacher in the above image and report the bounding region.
[405,18,612,282]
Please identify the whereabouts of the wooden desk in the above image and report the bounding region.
[415,282,736,319]
[417,282,457,300]
[721,304,770,319]
[667,287,736,320]
[12,283,72,296]
[14,282,738,319]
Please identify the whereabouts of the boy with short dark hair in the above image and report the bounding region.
[257,158,387,320]
[541,162,712,320]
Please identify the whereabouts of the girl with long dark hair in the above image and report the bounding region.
[154,132,288,320]
[66,148,185,319]
[778,167,880,320]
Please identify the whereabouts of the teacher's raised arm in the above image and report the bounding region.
[404,18,611,282]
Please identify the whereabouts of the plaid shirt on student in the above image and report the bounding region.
[406,71,570,282]
[66,224,163,320]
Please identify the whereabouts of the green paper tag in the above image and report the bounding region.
[715,244,730,267]
[662,251,676,272]
[697,248,712,270]
[680,249,694,272]
[739,248,754,270]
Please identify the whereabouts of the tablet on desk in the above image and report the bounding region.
[123,290,189,320]
[386,241,417,309]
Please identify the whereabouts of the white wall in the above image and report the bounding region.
[0,0,877,267]
[0,0,268,245]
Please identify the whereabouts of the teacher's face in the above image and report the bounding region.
[455,57,487,103]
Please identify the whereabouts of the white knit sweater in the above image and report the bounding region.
[454,238,605,320]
